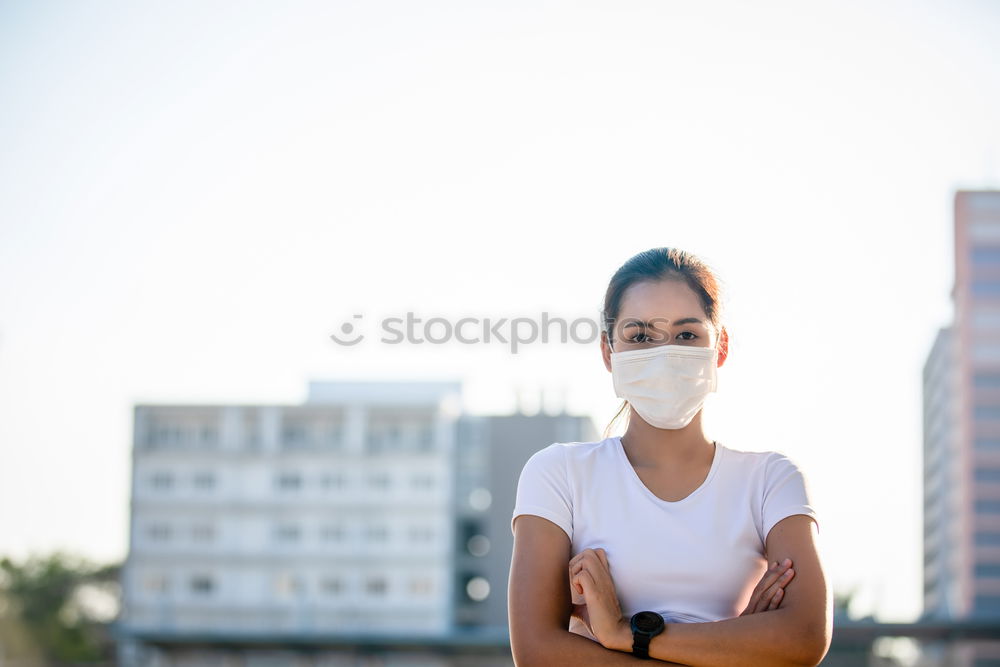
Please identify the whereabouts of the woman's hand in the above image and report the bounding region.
[569,548,632,652]
[739,558,795,616]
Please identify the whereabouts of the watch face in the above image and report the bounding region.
[632,611,664,633]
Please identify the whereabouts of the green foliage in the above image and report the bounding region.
[0,550,121,664]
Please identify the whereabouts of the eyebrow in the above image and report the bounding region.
[621,317,706,330]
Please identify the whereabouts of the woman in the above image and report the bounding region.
[508,247,832,666]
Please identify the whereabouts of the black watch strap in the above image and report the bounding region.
[632,633,653,659]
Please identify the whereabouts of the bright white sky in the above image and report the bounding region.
[1,0,999,623]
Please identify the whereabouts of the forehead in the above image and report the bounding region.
[618,279,708,324]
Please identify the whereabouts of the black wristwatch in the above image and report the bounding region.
[630,611,665,659]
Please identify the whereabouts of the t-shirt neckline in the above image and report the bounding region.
[614,435,724,507]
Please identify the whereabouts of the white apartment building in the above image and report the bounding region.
[121,381,460,640]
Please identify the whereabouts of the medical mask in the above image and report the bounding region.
[609,344,718,430]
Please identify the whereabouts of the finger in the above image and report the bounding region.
[758,581,782,613]
[576,567,596,596]
[759,568,794,611]
[570,571,584,595]
[596,548,610,571]
[585,551,609,580]
[568,568,581,596]
[744,564,778,612]
[747,562,790,613]
[767,587,784,610]
[762,560,791,586]
[754,562,791,601]
[576,561,603,590]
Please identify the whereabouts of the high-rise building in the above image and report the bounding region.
[923,190,1000,621]
[114,380,596,665]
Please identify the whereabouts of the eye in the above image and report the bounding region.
[677,331,698,341]
[629,332,651,343]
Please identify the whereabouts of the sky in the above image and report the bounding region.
[1,0,999,623]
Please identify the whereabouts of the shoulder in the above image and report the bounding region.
[518,437,617,478]
[720,443,807,472]
[717,445,815,494]
[525,437,616,463]
[760,450,811,478]
[715,442,778,472]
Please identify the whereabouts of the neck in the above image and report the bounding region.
[619,409,715,469]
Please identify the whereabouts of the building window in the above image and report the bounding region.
[150,472,173,490]
[365,576,388,596]
[409,526,435,543]
[418,424,434,451]
[368,473,390,489]
[276,472,302,491]
[190,575,214,594]
[324,424,344,449]
[321,473,347,490]
[412,474,435,490]
[274,572,303,597]
[147,523,171,542]
[321,577,345,595]
[976,500,1000,513]
[974,405,1000,420]
[193,472,216,490]
[275,523,301,542]
[973,343,1000,363]
[150,424,182,448]
[972,247,1000,265]
[972,280,1000,297]
[282,423,309,449]
[365,525,388,542]
[143,574,169,593]
[243,412,260,449]
[975,532,1000,547]
[409,577,434,596]
[974,594,1000,615]
[974,563,1000,578]
[199,425,218,447]
[367,413,435,454]
[975,469,1000,483]
[321,524,346,542]
[191,523,215,543]
[974,373,1000,388]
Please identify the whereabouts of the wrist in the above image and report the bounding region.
[611,616,633,652]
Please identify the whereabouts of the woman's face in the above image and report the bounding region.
[601,278,728,370]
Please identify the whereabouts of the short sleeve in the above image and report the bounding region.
[760,453,819,543]
[510,443,573,543]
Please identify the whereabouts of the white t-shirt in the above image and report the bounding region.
[510,436,819,633]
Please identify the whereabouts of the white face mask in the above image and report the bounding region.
[609,344,718,430]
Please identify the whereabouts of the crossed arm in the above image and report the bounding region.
[508,514,832,667]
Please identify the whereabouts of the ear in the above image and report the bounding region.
[717,326,729,367]
[600,331,613,373]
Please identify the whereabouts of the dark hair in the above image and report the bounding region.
[600,247,727,439]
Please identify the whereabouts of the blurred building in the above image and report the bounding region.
[114,380,596,665]
[923,190,1000,622]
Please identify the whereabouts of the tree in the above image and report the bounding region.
[0,550,121,665]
